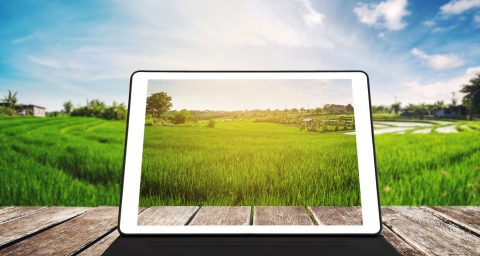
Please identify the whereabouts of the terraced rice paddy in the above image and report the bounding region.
[372,120,480,205]
[0,116,125,206]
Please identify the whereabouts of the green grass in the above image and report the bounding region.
[0,116,125,206]
[0,116,478,206]
[376,131,480,205]
[140,120,360,207]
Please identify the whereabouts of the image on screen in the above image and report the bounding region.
[137,79,362,226]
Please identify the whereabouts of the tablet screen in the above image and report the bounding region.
[137,78,362,226]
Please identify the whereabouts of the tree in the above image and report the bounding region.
[434,101,445,109]
[450,92,457,107]
[391,102,401,114]
[3,90,18,115]
[71,99,106,118]
[63,100,73,114]
[173,109,190,124]
[87,99,106,117]
[103,101,127,120]
[207,119,216,128]
[146,92,172,118]
[461,73,480,119]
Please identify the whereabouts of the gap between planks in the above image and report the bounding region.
[424,206,480,237]
[382,206,480,256]
[5,206,477,256]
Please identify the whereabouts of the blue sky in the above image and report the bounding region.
[1,0,480,111]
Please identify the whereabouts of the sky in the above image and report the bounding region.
[148,79,353,111]
[1,0,480,111]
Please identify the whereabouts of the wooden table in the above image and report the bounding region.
[0,206,478,255]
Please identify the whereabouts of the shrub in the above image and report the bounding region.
[173,109,190,124]
[145,118,155,126]
[207,119,216,128]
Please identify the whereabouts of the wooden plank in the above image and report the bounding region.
[1,207,118,256]
[189,206,250,225]
[78,230,120,256]
[137,206,198,225]
[308,206,362,225]
[80,207,198,255]
[0,207,88,247]
[427,206,480,235]
[79,208,145,256]
[382,207,480,255]
[253,206,313,225]
[0,206,46,224]
[381,225,425,256]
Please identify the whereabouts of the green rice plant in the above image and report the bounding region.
[0,117,125,206]
[139,120,361,207]
[375,132,480,205]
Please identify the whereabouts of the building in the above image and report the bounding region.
[0,103,46,117]
[18,104,46,117]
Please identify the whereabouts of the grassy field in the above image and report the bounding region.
[0,116,478,206]
[376,132,480,205]
[140,121,360,207]
[0,116,124,206]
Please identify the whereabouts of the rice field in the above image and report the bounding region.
[0,116,125,206]
[374,120,480,205]
[140,120,361,207]
[0,116,478,206]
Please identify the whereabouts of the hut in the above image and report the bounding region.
[303,118,315,131]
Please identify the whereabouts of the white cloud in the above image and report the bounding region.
[301,0,325,27]
[353,0,409,30]
[117,0,332,49]
[401,66,480,103]
[11,34,35,44]
[411,48,465,70]
[440,0,480,15]
[422,20,436,27]
[5,0,418,110]
[27,56,60,68]
[475,13,480,23]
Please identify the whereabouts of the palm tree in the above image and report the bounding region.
[63,100,73,114]
[461,73,480,120]
[391,102,401,114]
[3,90,18,115]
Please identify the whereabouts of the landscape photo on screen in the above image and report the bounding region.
[138,79,362,225]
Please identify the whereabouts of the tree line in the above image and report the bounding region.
[0,92,126,120]
[372,73,480,119]
[2,73,480,120]
[61,99,127,120]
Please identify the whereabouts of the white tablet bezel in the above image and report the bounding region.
[119,71,381,235]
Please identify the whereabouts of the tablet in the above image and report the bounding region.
[119,71,381,235]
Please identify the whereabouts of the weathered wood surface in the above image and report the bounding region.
[0,206,478,256]
[0,207,88,247]
[308,206,362,225]
[137,206,198,225]
[79,208,145,256]
[0,206,46,224]
[380,226,424,256]
[2,207,118,256]
[427,206,480,235]
[189,206,251,225]
[78,230,120,256]
[254,206,313,225]
[382,207,480,256]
